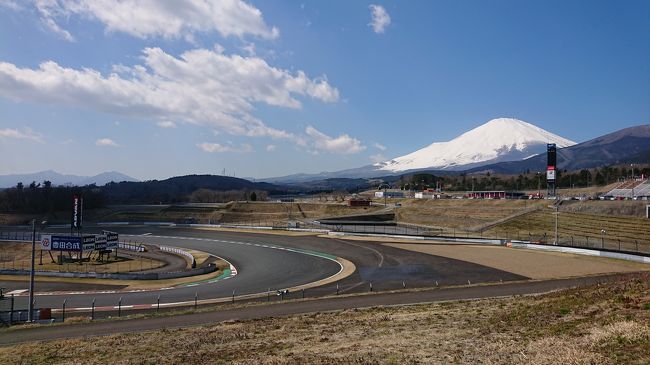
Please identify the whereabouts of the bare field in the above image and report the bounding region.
[2,274,648,364]
[98,202,382,224]
[561,200,649,218]
[394,198,547,229]
[482,209,650,252]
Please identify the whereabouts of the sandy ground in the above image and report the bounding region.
[384,242,650,279]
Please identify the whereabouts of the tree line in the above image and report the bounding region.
[393,165,650,192]
[0,181,105,213]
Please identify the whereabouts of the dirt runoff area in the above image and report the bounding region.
[384,242,650,279]
[2,273,649,364]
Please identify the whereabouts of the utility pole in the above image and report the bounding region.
[28,219,36,322]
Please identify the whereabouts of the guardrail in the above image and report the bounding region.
[118,242,145,252]
[160,245,196,268]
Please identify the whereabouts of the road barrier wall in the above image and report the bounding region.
[160,245,196,267]
[0,264,216,280]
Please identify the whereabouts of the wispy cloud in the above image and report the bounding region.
[373,142,387,151]
[14,0,279,42]
[156,121,176,129]
[369,5,391,34]
[266,144,276,152]
[0,127,43,142]
[369,153,386,163]
[305,126,365,154]
[96,138,120,147]
[197,142,253,153]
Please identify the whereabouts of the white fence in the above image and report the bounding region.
[118,242,145,252]
[160,246,196,267]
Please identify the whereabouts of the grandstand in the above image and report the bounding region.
[605,179,650,199]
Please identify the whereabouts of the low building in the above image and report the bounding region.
[414,192,440,199]
[375,191,405,198]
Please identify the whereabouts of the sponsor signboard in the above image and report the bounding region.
[547,143,557,168]
[546,168,556,181]
[40,235,52,251]
[82,235,96,251]
[40,235,83,251]
[94,234,108,250]
[71,195,80,230]
[105,232,119,249]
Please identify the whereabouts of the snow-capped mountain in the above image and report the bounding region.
[376,118,575,172]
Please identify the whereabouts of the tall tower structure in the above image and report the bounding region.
[547,143,557,197]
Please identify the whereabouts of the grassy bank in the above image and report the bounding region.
[2,273,648,364]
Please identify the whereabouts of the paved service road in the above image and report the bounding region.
[0,273,626,345]
[3,226,525,315]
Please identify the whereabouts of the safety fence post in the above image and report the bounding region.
[91,298,95,320]
[62,299,67,322]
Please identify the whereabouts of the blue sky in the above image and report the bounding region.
[0,0,648,180]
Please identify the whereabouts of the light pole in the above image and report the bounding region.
[554,205,559,245]
[537,172,541,198]
[28,219,36,322]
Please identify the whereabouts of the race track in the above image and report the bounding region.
[2,225,525,313]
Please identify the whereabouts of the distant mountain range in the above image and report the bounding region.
[466,124,650,174]
[266,120,649,184]
[0,170,138,188]
[101,174,286,204]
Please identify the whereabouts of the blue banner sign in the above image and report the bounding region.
[40,235,82,251]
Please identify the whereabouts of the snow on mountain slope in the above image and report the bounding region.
[376,118,576,172]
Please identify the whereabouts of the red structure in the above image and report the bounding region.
[348,199,372,206]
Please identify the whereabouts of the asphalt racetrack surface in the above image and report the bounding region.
[2,225,525,314]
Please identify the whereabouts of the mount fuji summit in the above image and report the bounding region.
[376,118,576,172]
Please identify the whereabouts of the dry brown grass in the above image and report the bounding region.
[2,274,648,364]
[0,241,165,273]
[483,208,650,252]
[394,198,547,229]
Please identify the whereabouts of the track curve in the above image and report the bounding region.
[8,227,343,311]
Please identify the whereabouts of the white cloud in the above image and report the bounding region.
[305,126,365,154]
[156,120,176,128]
[266,144,276,152]
[22,0,279,41]
[373,142,387,151]
[0,47,339,142]
[0,127,43,142]
[368,5,391,34]
[96,138,119,147]
[0,0,24,11]
[369,153,386,163]
[241,42,256,56]
[197,142,253,153]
